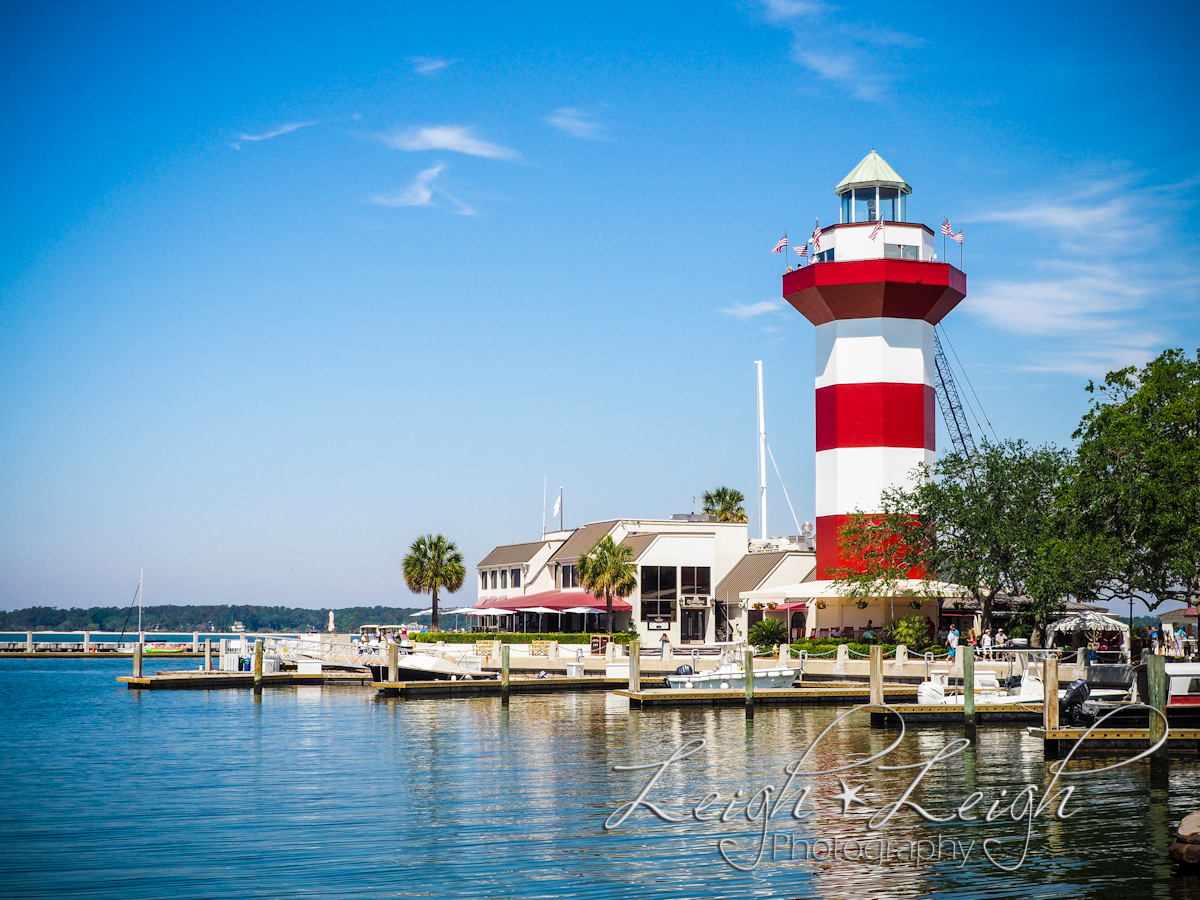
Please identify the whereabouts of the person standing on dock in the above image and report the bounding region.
[981,629,992,660]
[659,633,670,659]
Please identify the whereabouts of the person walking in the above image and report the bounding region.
[981,629,992,660]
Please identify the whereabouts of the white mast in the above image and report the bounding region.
[542,476,547,538]
[137,566,143,635]
[755,360,766,540]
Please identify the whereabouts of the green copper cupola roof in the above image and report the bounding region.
[835,150,911,196]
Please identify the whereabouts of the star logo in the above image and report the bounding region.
[828,778,869,815]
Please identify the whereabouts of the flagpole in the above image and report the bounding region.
[542,476,547,538]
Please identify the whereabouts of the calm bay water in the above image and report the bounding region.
[1,658,1198,900]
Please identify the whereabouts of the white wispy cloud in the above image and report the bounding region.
[367,164,476,215]
[719,300,784,319]
[546,107,608,140]
[378,125,517,159]
[409,56,454,75]
[752,1,922,100]
[964,177,1200,375]
[229,121,318,150]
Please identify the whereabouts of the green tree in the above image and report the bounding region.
[702,486,748,523]
[885,614,930,649]
[402,534,466,632]
[577,535,637,634]
[1057,348,1200,620]
[747,616,788,652]
[835,439,1072,637]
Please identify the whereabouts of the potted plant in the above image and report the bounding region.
[908,599,922,610]
[855,600,869,609]
[815,600,828,610]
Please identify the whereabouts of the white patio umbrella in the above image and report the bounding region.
[563,606,599,632]
[518,606,560,632]
[1045,610,1130,654]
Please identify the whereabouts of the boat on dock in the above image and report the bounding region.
[915,662,1130,707]
[665,645,797,690]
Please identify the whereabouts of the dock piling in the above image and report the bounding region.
[253,639,263,694]
[963,646,976,738]
[192,632,199,653]
[388,642,399,683]
[26,632,33,654]
[133,639,143,679]
[1042,655,1059,732]
[628,640,640,693]
[84,630,91,653]
[501,645,510,705]
[744,649,755,718]
[204,638,212,672]
[869,645,884,706]
[1148,653,1169,781]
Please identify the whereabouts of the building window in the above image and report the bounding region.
[816,248,835,263]
[884,243,919,260]
[682,566,711,596]
[561,564,579,588]
[490,570,497,589]
[511,568,521,588]
[481,572,487,591]
[501,569,508,589]
[853,187,876,223]
[642,600,677,621]
[641,565,677,601]
[840,193,850,224]
[878,187,899,222]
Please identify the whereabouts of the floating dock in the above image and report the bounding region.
[870,703,1044,724]
[118,671,376,689]
[614,683,918,707]
[1032,726,1200,757]
[375,677,652,697]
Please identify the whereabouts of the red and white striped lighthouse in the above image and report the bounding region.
[783,151,966,578]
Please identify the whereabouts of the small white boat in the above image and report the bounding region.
[1167,662,1200,706]
[666,646,797,690]
[916,664,1129,706]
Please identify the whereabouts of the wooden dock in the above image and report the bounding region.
[1032,726,1200,757]
[869,703,1044,725]
[118,671,376,689]
[374,677,651,697]
[615,683,918,707]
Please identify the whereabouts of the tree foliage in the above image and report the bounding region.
[1056,348,1200,614]
[577,535,637,634]
[747,616,788,651]
[835,439,1072,635]
[702,486,748,523]
[402,533,466,632]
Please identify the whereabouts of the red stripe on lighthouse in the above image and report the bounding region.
[815,383,935,451]
[815,514,926,580]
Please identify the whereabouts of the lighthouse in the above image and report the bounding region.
[783,151,966,578]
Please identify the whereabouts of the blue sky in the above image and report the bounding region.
[2,1,1198,611]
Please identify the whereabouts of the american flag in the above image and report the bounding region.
[941,218,954,236]
[953,230,964,244]
[810,218,821,252]
[869,216,885,241]
[771,233,788,253]
[794,244,808,258]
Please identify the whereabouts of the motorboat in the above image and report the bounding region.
[666,646,797,690]
[1167,662,1200,705]
[916,663,1130,706]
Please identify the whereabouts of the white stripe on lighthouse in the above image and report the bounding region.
[815,318,934,389]
[815,447,935,518]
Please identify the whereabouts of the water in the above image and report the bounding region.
[1,658,1198,900]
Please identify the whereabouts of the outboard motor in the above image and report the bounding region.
[665,663,694,688]
[1059,678,1091,724]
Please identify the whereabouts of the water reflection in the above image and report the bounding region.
[0,658,1197,899]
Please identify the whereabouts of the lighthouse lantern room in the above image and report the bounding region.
[783,151,967,579]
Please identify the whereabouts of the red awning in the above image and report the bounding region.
[489,590,632,612]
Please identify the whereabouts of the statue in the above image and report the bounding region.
[327,610,335,633]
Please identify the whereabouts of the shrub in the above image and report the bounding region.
[408,632,635,645]
[747,617,789,651]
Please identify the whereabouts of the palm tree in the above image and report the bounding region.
[577,535,637,634]
[402,534,465,632]
[702,486,747,523]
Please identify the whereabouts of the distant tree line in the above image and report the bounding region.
[0,605,422,633]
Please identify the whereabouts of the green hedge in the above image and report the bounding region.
[789,638,943,655]
[410,632,635,645]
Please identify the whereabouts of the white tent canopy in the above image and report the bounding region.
[1045,610,1130,651]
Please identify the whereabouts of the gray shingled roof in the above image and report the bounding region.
[478,541,552,568]
[551,520,619,563]
[714,551,789,605]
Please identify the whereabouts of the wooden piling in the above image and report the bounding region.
[1148,653,1169,780]
[133,640,143,679]
[1042,655,1059,732]
[628,640,640,693]
[963,645,976,737]
[869,645,884,706]
[388,642,399,683]
[253,640,263,694]
[192,632,199,653]
[26,632,33,653]
[204,638,212,672]
[501,645,510,704]
[84,631,91,653]
[744,649,755,718]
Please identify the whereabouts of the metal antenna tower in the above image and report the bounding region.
[933,328,977,458]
